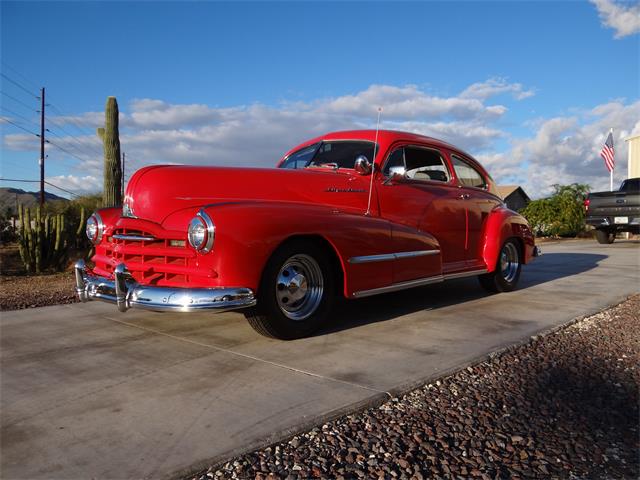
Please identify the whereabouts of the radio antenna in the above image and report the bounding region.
[365,107,382,216]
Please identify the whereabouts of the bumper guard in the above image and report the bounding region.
[74,260,256,313]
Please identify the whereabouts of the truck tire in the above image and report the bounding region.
[244,240,335,340]
[594,229,615,244]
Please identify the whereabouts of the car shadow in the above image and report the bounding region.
[318,252,609,336]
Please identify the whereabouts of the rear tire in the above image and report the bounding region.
[594,229,615,244]
[244,240,335,340]
[478,239,522,293]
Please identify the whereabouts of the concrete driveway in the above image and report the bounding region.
[2,240,639,479]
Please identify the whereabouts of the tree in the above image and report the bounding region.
[520,183,590,237]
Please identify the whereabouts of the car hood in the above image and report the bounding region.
[124,165,371,224]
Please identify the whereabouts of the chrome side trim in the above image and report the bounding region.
[74,260,255,313]
[112,234,156,242]
[348,249,440,264]
[351,267,488,298]
[352,275,444,298]
[442,269,487,280]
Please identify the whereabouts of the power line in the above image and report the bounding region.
[47,103,102,146]
[44,180,80,198]
[0,90,38,111]
[0,177,81,198]
[46,139,88,164]
[0,73,39,99]
[0,117,40,137]
[46,129,93,159]
[46,116,103,157]
[0,106,40,130]
[0,62,40,92]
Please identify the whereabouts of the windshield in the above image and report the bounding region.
[280,141,377,170]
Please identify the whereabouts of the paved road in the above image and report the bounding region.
[2,240,639,479]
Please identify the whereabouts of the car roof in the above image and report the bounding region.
[281,129,474,162]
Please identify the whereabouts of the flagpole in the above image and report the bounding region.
[610,127,614,192]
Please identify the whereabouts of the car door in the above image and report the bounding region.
[449,153,501,268]
[377,143,468,283]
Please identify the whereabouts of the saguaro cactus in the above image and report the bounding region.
[16,205,72,273]
[97,96,122,207]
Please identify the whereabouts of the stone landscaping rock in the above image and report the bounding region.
[188,295,639,479]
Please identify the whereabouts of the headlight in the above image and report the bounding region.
[187,210,215,253]
[86,212,104,244]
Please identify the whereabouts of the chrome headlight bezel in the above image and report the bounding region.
[187,210,215,253]
[86,212,104,244]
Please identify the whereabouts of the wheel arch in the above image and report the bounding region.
[481,206,535,272]
[259,234,346,298]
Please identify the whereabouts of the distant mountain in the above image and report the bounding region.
[0,188,68,216]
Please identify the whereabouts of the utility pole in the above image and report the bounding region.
[39,87,45,207]
[121,151,125,200]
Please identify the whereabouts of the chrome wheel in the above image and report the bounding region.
[500,242,520,283]
[275,254,324,321]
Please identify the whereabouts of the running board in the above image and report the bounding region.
[352,269,487,298]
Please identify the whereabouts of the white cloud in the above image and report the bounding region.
[460,78,535,101]
[500,100,640,197]
[46,174,102,195]
[319,84,508,120]
[590,0,640,38]
[4,80,638,201]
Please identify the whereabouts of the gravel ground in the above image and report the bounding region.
[0,243,80,311]
[189,295,639,480]
[0,273,78,311]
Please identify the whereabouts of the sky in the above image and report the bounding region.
[1,0,639,200]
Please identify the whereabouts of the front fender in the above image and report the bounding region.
[165,202,394,297]
[481,207,535,272]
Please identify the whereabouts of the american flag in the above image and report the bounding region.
[600,131,615,172]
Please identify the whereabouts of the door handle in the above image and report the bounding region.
[458,193,470,200]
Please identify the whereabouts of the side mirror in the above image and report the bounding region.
[354,155,372,175]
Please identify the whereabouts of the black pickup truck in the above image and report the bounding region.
[585,177,640,243]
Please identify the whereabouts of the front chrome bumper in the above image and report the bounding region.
[74,260,256,313]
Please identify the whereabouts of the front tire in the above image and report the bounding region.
[478,239,522,293]
[594,229,615,244]
[244,240,335,340]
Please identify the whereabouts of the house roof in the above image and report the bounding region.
[497,185,530,202]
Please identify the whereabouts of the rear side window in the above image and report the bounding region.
[621,178,639,193]
[451,154,486,188]
[383,146,450,182]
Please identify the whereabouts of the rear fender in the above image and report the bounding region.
[481,207,535,272]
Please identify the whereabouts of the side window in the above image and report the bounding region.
[280,143,319,169]
[403,147,450,182]
[451,155,486,188]
[383,148,405,176]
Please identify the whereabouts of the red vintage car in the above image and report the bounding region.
[75,130,540,339]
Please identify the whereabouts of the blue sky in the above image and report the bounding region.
[1,1,639,198]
